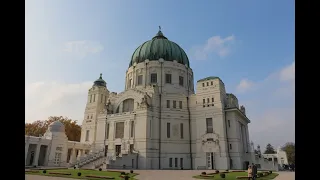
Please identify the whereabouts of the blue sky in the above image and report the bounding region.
[26,0,295,150]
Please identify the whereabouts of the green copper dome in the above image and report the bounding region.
[93,73,106,87]
[129,28,190,67]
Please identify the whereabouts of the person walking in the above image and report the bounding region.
[247,165,253,180]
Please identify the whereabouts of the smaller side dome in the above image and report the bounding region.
[48,121,65,133]
[93,73,106,87]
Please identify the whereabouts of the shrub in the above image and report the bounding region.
[215,170,219,173]
[258,173,263,177]
[124,175,129,180]
[225,169,229,172]
[121,172,126,175]
[130,170,133,173]
[74,166,76,169]
[77,172,81,176]
[99,168,102,171]
[201,172,206,175]
[220,173,226,178]
[269,170,272,174]
[43,170,46,174]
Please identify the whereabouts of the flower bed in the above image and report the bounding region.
[236,176,249,179]
[263,172,270,176]
[48,172,71,175]
[206,172,218,175]
[232,170,245,172]
[107,170,125,173]
[200,174,215,178]
[25,170,39,173]
[85,175,115,179]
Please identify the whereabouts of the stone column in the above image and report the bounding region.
[69,148,76,164]
[245,125,250,151]
[77,149,82,160]
[25,143,29,166]
[133,66,136,88]
[43,146,50,166]
[33,144,41,166]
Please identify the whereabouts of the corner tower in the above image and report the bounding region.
[80,73,110,145]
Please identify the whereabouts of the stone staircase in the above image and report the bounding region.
[69,149,105,169]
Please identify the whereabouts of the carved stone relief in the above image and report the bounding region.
[165,68,172,73]
[137,68,143,74]
[201,132,220,152]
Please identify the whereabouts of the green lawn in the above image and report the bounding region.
[25,169,138,180]
[193,172,279,180]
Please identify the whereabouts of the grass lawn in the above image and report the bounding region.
[193,172,279,180]
[25,169,138,180]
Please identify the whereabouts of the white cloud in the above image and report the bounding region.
[63,40,104,59]
[191,35,235,60]
[280,61,295,82]
[25,81,93,123]
[236,61,295,150]
[236,79,255,93]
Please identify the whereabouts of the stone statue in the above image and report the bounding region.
[240,105,246,114]
[140,93,150,108]
[105,99,113,114]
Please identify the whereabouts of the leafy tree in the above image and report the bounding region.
[25,116,81,141]
[264,143,276,154]
[281,142,295,164]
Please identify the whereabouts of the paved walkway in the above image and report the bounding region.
[26,171,295,180]
[134,170,295,180]
[274,171,295,180]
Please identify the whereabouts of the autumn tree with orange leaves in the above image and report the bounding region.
[25,116,81,142]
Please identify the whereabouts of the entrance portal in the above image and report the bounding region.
[206,152,215,169]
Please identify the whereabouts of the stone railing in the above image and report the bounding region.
[69,149,105,168]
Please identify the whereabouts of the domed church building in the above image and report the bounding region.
[79,28,276,170]
[25,28,277,171]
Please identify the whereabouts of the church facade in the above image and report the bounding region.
[79,29,270,170]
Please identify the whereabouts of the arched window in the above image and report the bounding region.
[122,98,134,112]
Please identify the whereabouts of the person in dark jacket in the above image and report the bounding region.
[251,163,257,180]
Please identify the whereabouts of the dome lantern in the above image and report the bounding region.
[93,73,106,87]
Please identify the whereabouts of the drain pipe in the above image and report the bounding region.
[186,65,193,169]
[158,58,164,169]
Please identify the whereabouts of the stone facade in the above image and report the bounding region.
[79,57,275,170]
